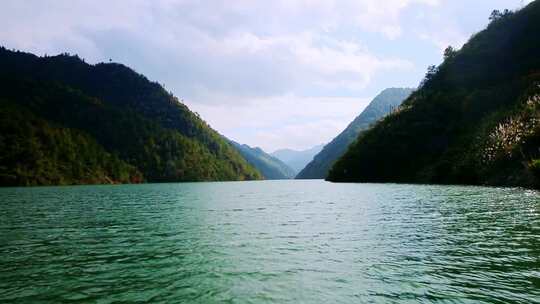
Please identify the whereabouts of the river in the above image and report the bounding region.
[1,180,539,303]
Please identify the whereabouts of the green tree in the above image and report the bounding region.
[443,46,457,60]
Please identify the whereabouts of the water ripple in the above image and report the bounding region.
[0,181,539,303]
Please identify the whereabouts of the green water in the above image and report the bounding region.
[0,180,539,303]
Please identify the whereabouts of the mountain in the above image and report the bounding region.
[271,144,324,174]
[296,88,413,179]
[229,141,296,179]
[328,2,540,188]
[0,48,262,186]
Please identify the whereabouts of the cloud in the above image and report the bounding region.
[0,0,424,97]
[0,0,439,150]
[185,95,372,151]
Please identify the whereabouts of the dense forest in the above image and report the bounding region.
[328,2,540,188]
[0,49,262,186]
[297,88,413,179]
[229,141,296,180]
[0,102,142,186]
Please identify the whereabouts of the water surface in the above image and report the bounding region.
[1,180,539,303]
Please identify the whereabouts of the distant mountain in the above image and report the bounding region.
[296,88,414,179]
[229,141,296,179]
[328,2,540,189]
[0,48,262,186]
[271,144,324,174]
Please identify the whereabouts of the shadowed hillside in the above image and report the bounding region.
[328,3,540,188]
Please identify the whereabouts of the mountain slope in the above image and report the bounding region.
[296,88,413,179]
[229,141,296,179]
[0,48,262,185]
[271,144,324,174]
[0,102,142,186]
[328,2,540,188]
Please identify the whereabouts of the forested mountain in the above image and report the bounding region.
[271,144,324,174]
[296,88,413,179]
[328,2,540,188]
[0,48,262,186]
[0,101,142,186]
[229,141,296,179]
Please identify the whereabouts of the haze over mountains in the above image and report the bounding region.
[0,46,401,184]
[297,88,413,179]
[271,144,324,175]
[229,141,296,180]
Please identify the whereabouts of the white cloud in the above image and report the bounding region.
[185,94,372,151]
[0,0,424,95]
[0,0,437,150]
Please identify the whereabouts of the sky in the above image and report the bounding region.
[0,0,533,151]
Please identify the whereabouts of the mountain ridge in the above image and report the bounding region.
[229,141,296,179]
[271,144,324,174]
[296,88,413,179]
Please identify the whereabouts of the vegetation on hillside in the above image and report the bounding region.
[230,141,296,179]
[0,49,262,185]
[296,88,413,179]
[328,2,540,188]
[0,102,142,186]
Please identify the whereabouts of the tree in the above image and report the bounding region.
[489,9,502,21]
[489,9,513,23]
[426,65,438,76]
[420,65,439,88]
[443,46,457,60]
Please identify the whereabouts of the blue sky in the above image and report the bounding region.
[0,0,532,151]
